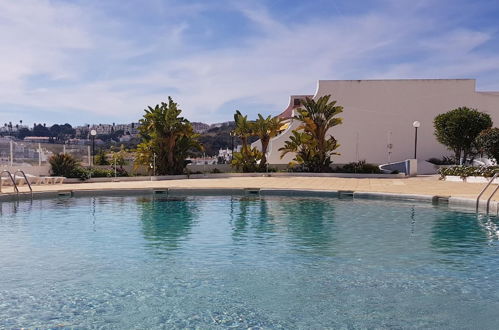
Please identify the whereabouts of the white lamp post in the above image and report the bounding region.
[90,129,97,166]
[412,121,420,159]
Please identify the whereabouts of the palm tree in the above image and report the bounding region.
[231,110,264,172]
[280,95,343,172]
[136,97,202,175]
[253,114,284,171]
[232,110,253,152]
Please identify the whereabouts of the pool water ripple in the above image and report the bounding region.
[1,195,499,329]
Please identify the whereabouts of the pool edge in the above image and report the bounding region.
[0,188,497,216]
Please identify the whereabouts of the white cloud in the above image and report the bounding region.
[0,0,498,125]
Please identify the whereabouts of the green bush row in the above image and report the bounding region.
[333,160,381,174]
[49,153,129,180]
[438,165,499,178]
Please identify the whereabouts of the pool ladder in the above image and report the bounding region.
[0,170,33,197]
[475,172,499,215]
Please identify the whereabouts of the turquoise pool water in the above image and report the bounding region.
[1,195,499,329]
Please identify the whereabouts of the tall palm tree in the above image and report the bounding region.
[253,114,284,170]
[233,110,253,152]
[281,95,343,172]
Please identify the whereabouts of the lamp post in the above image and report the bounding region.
[90,129,97,166]
[153,153,156,176]
[229,131,235,162]
[412,121,420,159]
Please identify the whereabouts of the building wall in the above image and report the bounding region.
[263,79,499,165]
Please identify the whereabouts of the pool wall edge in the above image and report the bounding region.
[0,187,497,216]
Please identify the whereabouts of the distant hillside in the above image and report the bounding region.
[197,121,258,156]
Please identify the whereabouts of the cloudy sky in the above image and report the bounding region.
[1,0,499,126]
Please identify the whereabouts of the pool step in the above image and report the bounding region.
[244,188,260,196]
[338,190,354,199]
[153,189,169,195]
[57,190,73,197]
[432,195,450,205]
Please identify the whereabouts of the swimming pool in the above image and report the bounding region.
[1,194,498,328]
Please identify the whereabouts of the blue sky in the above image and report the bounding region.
[1,0,499,126]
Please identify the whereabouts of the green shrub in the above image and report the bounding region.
[94,149,110,165]
[115,167,129,177]
[427,156,456,165]
[476,128,499,162]
[438,165,499,179]
[335,160,381,174]
[70,167,91,181]
[434,107,492,163]
[89,168,113,178]
[49,153,79,177]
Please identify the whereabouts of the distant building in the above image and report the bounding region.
[217,148,232,163]
[0,124,28,133]
[75,122,141,139]
[187,156,218,165]
[23,136,50,143]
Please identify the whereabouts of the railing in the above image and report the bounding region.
[476,172,499,214]
[0,170,19,195]
[486,184,499,215]
[14,170,33,196]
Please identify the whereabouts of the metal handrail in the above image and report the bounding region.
[14,170,33,196]
[476,172,499,212]
[0,170,19,195]
[486,184,499,215]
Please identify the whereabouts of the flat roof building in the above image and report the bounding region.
[257,79,499,165]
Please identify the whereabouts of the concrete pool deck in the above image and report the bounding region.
[0,175,498,214]
[0,175,497,199]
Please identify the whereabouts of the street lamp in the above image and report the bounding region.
[90,129,97,166]
[153,153,157,176]
[412,121,420,159]
[229,131,235,162]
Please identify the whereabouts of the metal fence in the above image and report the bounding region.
[0,140,91,167]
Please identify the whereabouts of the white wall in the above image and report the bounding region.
[1,165,51,176]
[263,79,499,165]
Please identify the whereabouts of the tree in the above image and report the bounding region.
[33,124,51,137]
[49,153,79,177]
[230,110,263,172]
[476,127,499,162]
[279,130,314,169]
[232,110,253,152]
[280,95,343,172]
[253,114,284,171]
[94,149,110,165]
[434,107,492,164]
[50,124,62,138]
[18,127,31,140]
[135,97,202,175]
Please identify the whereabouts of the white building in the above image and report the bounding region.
[255,79,499,165]
[218,148,232,163]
